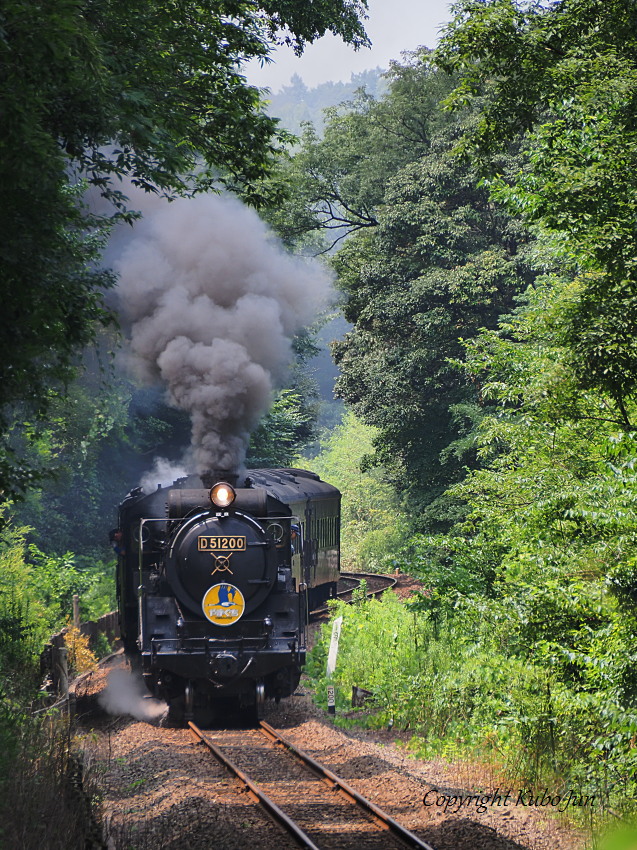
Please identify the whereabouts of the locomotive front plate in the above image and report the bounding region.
[165,513,273,617]
[197,535,247,551]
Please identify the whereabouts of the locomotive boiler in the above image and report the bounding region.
[116,468,340,723]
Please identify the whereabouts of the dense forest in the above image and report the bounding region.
[2,0,637,844]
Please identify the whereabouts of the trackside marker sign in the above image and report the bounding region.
[326,615,343,714]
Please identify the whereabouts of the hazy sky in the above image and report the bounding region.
[246,0,453,92]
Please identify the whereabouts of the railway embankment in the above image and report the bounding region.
[75,626,584,850]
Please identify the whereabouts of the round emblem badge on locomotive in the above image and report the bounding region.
[116,468,341,724]
[202,582,245,625]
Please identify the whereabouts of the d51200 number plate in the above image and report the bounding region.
[198,536,247,551]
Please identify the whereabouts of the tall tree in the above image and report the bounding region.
[271,54,534,525]
[0,0,369,498]
[266,52,454,250]
[332,128,532,526]
[437,0,637,426]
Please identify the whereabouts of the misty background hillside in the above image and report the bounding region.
[264,69,385,135]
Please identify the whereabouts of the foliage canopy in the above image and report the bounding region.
[438,0,637,420]
[0,0,369,499]
[274,54,535,522]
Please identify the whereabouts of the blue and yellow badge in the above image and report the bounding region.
[202,583,245,626]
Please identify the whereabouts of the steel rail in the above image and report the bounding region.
[188,721,321,850]
[340,571,398,596]
[311,571,397,617]
[258,721,436,850]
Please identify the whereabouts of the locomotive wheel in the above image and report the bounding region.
[165,683,215,727]
[164,695,185,726]
[236,681,265,725]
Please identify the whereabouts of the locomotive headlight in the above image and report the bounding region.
[209,481,236,508]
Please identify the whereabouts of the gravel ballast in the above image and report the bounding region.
[76,657,586,850]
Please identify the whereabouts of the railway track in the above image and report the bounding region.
[188,719,435,850]
[311,571,397,618]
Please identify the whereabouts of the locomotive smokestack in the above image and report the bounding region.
[113,189,331,474]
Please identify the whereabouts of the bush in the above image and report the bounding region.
[309,589,637,813]
[64,625,98,677]
[0,521,102,847]
[301,411,410,569]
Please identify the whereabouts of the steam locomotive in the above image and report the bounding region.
[116,468,340,723]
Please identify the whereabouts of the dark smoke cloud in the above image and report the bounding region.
[112,190,332,474]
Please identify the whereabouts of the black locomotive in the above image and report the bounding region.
[116,468,340,722]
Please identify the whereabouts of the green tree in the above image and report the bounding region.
[333,134,532,525]
[7,365,183,559]
[429,278,637,798]
[247,387,319,467]
[266,52,454,251]
[270,54,534,526]
[306,410,408,569]
[437,0,637,424]
[0,0,369,499]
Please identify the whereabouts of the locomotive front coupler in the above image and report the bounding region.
[206,635,246,666]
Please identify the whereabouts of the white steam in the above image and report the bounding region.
[98,668,167,723]
[113,191,332,473]
[139,457,189,492]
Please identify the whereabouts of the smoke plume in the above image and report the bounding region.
[139,457,188,492]
[113,190,331,474]
[98,668,167,723]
